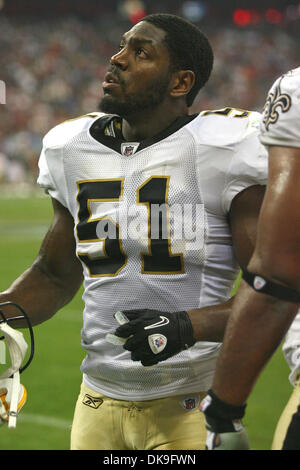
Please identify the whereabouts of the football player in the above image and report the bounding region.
[0,14,268,450]
[199,67,300,450]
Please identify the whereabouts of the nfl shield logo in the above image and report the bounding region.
[148,333,167,354]
[180,395,200,411]
[184,398,196,410]
[124,145,134,156]
[254,276,266,290]
[155,337,164,348]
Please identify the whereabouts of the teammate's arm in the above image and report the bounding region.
[0,198,83,327]
[211,146,300,407]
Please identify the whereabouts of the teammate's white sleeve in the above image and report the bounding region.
[260,66,300,149]
[282,310,300,386]
[222,115,268,214]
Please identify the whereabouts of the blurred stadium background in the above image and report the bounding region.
[0,0,299,450]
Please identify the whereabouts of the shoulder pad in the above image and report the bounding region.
[43,112,104,149]
[187,108,261,147]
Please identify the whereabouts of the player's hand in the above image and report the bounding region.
[200,391,250,450]
[106,309,196,366]
[204,415,250,450]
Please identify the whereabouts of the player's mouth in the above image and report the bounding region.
[103,72,121,90]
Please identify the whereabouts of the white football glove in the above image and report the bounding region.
[205,417,250,450]
[0,321,28,428]
[0,377,27,427]
[200,391,250,450]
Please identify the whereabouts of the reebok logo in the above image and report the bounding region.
[144,316,170,330]
[82,394,103,409]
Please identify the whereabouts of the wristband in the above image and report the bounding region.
[242,270,300,303]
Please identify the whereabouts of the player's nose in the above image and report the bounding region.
[110,47,128,71]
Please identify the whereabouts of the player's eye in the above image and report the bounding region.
[136,47,147,58]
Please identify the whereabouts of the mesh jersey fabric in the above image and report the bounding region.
[37,110,268,400]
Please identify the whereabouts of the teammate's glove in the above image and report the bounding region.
[200,390,250,450]
[106,309,196,366]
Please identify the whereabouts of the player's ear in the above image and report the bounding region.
[169,70,195,100]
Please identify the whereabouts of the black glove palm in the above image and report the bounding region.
[113,309,196,366]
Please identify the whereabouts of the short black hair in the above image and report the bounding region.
[141,13,214,107]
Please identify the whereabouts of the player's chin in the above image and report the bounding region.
[99,94,121,114]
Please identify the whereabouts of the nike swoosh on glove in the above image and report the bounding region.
[106,309,196,366]
[200,390,250,450]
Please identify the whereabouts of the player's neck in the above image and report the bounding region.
[121,102,189,141]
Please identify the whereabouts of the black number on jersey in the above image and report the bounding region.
[76,179,127,277]
[76,177,184,277]
[138,176,184,274]
[202,107,250,118]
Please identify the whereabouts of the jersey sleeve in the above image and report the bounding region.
[260,67,300,148]
[282,311,300,386]
[222,114,268,214]
[37,142,69,208]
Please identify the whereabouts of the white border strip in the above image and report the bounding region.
[20,413,71,429]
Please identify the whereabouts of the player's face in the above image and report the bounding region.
[100,22,173,117]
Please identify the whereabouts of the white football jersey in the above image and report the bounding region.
[260,66,300,386]
[260,66,300,148]
[38,109,268,400]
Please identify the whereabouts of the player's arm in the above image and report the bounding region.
[107,184,265,365]
[211,146,300,406]
[200,146,300,450]
[0,197,83,327]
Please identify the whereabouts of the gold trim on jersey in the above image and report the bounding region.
[201,107,250,119]
[61,113,101,124]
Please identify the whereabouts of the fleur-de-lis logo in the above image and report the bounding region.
[262,77,292,130]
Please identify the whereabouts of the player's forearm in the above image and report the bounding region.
[212,281,299,406]
[187,297,234,343]
[0,258,82,327]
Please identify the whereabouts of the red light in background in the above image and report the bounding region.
[233,9,251,26]
[233,8,283,26]
[265,8,283,24]
[249,9,261,25]
[130,8,146,24]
